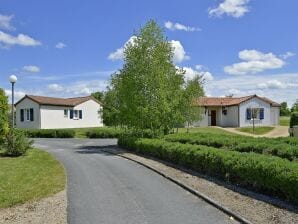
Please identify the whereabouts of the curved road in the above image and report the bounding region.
[34,138,235,224]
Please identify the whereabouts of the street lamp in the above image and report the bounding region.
[9,75,17,128]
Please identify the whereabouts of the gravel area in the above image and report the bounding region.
[108,148,298,224]
[0,190,67,224]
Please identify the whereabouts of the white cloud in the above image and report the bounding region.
[205,73,298,106]
[23,65,40,73]
[209,0,250,18]
[170,40,190,63]
[108,37,188,63]
[280,51,295,59]
[48,84,63,92]
[257,80,286,89]
[182,65,214,81]
[0,14,15,30]
[4,89,26,102]
[55,42,66,49]
[224,50,285,75]
[164,21,200,32]
[0,31,41,47]
[108,36,137,61]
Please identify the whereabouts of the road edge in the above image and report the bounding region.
[102,149,252,224]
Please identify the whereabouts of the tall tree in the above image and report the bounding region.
[91,91,104,102]
[280,102,291,116]
[0,88,9,143]
[108,20,189,135]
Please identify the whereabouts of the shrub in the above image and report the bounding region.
[0,88,9,144]
[3,129,33,156]
[86,128,122,138]
[118,137,298,204]
[165,133,298,161]
[290,112,298,128]
[24,129,75,138]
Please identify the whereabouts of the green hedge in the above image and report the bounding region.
[24,129,75,138]
[290,112,298,128]
[86,128,122,138]
[164,133,298,161]
[118,137,298,204]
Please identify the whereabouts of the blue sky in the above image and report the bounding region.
[0,0,297,106]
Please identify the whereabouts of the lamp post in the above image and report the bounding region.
[9,75,17,128]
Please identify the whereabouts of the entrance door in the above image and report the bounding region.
[211,110,216,126]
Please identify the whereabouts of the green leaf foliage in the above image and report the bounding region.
[0,88,9,141]
[290,112,298,128]
[104,20,204,135]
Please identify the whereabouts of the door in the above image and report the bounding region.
[211,110,216,126]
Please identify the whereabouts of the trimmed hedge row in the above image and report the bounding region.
[24,129,75,138]
[164,133,298,161]
[86,128,122,138]
[118,137,298,204]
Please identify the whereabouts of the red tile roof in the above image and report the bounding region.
[195,95,280,107]
[15,95,100,107]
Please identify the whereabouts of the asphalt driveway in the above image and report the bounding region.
[34,138,234,224]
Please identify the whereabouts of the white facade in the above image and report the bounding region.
[16,97,103,129]
[194,96,280,128]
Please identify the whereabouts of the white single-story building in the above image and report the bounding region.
[193,94,280,127]
[15,95,103,129]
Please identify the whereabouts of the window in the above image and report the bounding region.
[246,108,264,120]
[64,109,68,117]
[69,109,82,120]
[21,108,34,122]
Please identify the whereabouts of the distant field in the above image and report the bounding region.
[280,116,290,126]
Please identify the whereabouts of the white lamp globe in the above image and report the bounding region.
[9,75,17,83]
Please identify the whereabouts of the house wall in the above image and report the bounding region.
[220,106,239,127]
[270,106,280,125]
[40,99,103,129]
[239,97,273,127]
[16,98,40,129]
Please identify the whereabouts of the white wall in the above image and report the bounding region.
[40,99,103,129]
[239,97,272,127]
[221,106,239,127]
[16,98,40,129]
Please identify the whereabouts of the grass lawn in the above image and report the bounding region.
[175,127,236,135]
[236,126,274,135]
[0,149,65,208]
[280,116,290,126]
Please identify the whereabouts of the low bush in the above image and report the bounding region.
[290,112,298,128]
[118,137,298,204]
[24,129,75,138]
[2,129,33,156]
[165,133,298,161]
[86,128,122,138]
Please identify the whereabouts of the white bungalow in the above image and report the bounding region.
[15,95,103,129]
[193,95,280,127]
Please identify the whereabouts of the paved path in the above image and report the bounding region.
[219,126,289,138]
[34,138,233,224]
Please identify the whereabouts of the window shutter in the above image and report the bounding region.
[260,108,264,120]
[70,109,74,119]
[246,108,251,120]
[79,110,82,119]
[20,109,24,122]
[30,108,34,121]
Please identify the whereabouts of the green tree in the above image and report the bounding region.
[91,91,104,102]
[107,20,190,135]
[291,99,298,112]
[280,102,291,116]
[0,88,9,144]
[182,75,205,132]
